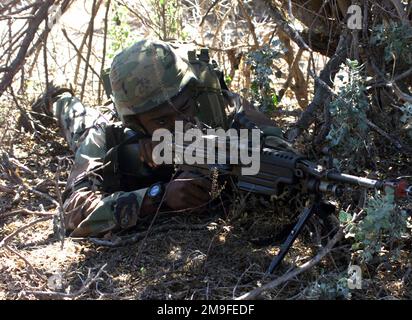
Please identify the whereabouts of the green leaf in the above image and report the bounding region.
[272,94,278,107]
[225,75,232,85]
[339,211,352,223]
[351,242,361,250]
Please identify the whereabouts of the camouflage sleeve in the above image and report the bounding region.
[64,188,148,238]
[53,95,149,238]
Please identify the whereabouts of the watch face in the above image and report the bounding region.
[149,184,161,197]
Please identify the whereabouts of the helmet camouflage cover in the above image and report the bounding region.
[109,39,198,122]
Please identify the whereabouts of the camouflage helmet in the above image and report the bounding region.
[109,39,198,122]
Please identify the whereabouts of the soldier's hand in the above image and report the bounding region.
[164,171,212,211]
[139,138,158,168]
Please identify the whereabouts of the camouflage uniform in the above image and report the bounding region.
[52,39,284,238]
[52,95,148,237]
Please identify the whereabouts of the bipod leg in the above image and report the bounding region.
[266,203,317,275]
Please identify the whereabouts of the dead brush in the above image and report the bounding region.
[209,167,227,200]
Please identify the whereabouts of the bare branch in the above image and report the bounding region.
[0,184,14,194]
[3,244,47,280]
[61,28,103,83]
[236,229,344,300]
[256,0,311,51]
[0,216,52,248]
[73,0,103,85]
[199,0,220,27]
[23,264,107,299]
[80,0,100,101]
[97,0,111,104]
[286,31,350,142]
[0,0,55,97]
[1,209,55,220]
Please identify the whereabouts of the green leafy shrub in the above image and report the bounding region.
[108,4,139,59]
[326,59,369,168]
[340,188,409,262]
[303,272,352,299]
[153,0,182,40]
[245,40,284,115]
[399,102,412,139]
[371,22,412,65]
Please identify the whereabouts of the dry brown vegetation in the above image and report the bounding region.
[0,0,411,300]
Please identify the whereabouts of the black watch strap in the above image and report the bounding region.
[146,183,165,207]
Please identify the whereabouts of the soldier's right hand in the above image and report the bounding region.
[139,138,158,168]
[164,171,212,211]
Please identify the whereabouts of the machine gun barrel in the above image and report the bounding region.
[324,171,411,198]
[325,172,384,189]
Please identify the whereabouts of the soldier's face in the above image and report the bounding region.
[135,91,197,135]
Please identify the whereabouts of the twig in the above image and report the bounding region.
[232,263,256,298]
[97,0,111,105]
[278,46,303,98]
[0,14,35,20]
[2,151,59,205]
[393,66,412,82]
[191,40,254,52]
[54,158,66,249]
[0,184,14,194]
[8,86,37,134]
[368,59,412,103]
[286,31,350,142]
[392,82,412,103]
[27,44,42,79]
[26,0,74,58]
[364,118,406,151]
[199,0,220,27]
[237,1,259,48]
[257,0,311,51]
[23,263,107,299]
[42,14,50,112]
[0,216,52,248]
[314,95,332,145]
[211,2,234,49]
[0,0,21,16]
[235,228,343,300]
[389,0,409,25]
[4,1,41,16]
[116,0,161,38]
[61,28,102,82]
[0,0,55,97]
[1,208,55,220]
[0,19,28,63]
[74,0,103,86]
[80,0,99,101]
[81,223,209,247]
[3,244,47,280]
[8,157,35,175]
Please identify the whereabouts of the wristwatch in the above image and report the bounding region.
[146,183,165,207]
